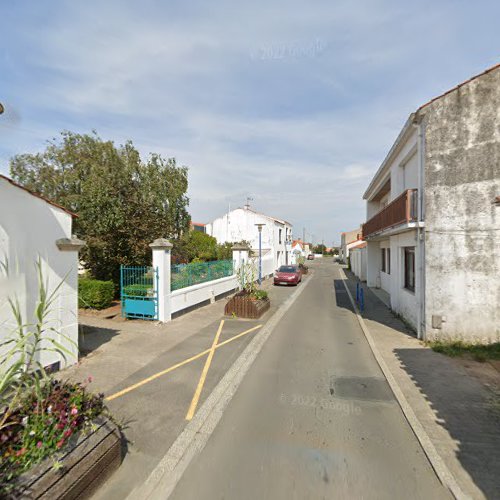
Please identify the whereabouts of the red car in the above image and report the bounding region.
[274,265,302,286]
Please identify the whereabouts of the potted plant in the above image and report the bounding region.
[224,261,270,319]
[0,260,122,498]
[297,255,309,274]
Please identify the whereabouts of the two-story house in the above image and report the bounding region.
[206,205,293,272]
[362,64,499,342]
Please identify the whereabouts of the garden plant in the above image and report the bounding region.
[0,259,108,493]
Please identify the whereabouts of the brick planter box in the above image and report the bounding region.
[10,417,122,500]
[225,291,270,319]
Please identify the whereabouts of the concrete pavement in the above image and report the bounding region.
[64,274,301,499]
[168,260,450,499]
[343,267,500,500]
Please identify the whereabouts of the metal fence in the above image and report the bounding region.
[171,259,233,291]
[120,265,158,320]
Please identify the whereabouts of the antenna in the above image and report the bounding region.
[244,197,253,210]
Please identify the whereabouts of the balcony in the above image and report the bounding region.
[362,189,418,239]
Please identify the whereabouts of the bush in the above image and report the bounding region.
[122,283,153,297]
[252,290,268,300]
[78,279,114,309]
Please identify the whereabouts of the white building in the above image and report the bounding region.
[0,175,84,370]
[349,241,367,282]
[340,227,362,264]
[206,205,293,273]
[290,239,312,263]
[362,64,500,342]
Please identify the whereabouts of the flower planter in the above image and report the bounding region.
[224,291,270,319]
[10,417,122,500]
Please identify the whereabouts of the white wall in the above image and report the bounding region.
[0,179,79,369]
[350,247,367,281]
[171,275,237,314]
[389,231,418,330]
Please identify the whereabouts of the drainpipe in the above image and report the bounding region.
[415,116,426,340]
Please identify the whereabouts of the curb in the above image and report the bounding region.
[339,268,469,500]
[128,272,315,500]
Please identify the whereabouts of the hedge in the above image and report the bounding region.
[78,279,115,310]
[122,284,153,297]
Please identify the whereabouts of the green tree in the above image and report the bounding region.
[10,131,191,284]
[312,244,327,254]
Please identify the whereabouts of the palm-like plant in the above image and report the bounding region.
[0,258,76,431]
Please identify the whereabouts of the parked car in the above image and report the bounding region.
[274,265,302,286]
[307,254,315,260]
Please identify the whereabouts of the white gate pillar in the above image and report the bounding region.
[150,238,173,323]
[232,244,250,289]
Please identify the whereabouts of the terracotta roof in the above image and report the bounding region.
[418,62,500,112]
[350,240,367,250]
[0,174,78,218]
[191,221,206,226]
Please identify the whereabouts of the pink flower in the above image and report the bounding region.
[36,441,43,449]
[70,407,78,416]
[16,448,26,457]
[63,429,72,438]
[56,439,65,449]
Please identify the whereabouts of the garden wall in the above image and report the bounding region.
[171,275,238,316]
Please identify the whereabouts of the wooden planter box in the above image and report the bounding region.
[225,291,270,319]
[11,417,122,500]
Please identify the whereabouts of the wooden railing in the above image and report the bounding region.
[362,189,418,238]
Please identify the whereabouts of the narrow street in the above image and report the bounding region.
[169,260,451,499]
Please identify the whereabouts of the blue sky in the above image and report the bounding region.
[1,0,499,245]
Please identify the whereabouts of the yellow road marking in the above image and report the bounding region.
[185,320,224,420]
[105,323,262,402]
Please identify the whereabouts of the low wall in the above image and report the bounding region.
[171,275,238,315]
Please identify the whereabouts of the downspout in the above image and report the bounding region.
[415,115,426,340]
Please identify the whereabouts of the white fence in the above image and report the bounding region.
[149,241,272,322]
[171,275,237,316]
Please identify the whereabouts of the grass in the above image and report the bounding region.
[428,341,500,362]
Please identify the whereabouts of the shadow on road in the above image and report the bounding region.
[395,348,500,499]
[79,324,119,357]
[334,272,415,339]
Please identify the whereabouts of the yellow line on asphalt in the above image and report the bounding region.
[185,320,225,420]
[106,349,209,401]
[105,323,262,402]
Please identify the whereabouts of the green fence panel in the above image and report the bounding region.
[171,259,233,291]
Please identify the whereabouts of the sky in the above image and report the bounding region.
[1,1,499,246]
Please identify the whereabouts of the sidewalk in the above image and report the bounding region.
[342,269,500,500]
[63,275,302,499]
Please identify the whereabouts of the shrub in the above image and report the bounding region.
[252,290,268,300]
[78,279,114,310]
[122,283,153,297]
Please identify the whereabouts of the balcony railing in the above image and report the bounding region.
[362,189,418,238]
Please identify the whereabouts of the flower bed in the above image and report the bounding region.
[224,290,270,319]
[0,379,119,497]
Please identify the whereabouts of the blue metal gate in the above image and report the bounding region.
[120,266,159,320]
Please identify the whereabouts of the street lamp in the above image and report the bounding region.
[255,223,265,285]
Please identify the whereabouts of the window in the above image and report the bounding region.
[404,247,415,292]
[279,229,282,244]
[381,249,386,272]
[386,248,391,275]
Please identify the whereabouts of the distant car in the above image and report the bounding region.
[307,254,315,260]
[274,265,301,286]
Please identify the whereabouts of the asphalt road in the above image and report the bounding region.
[169,260,451,500]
